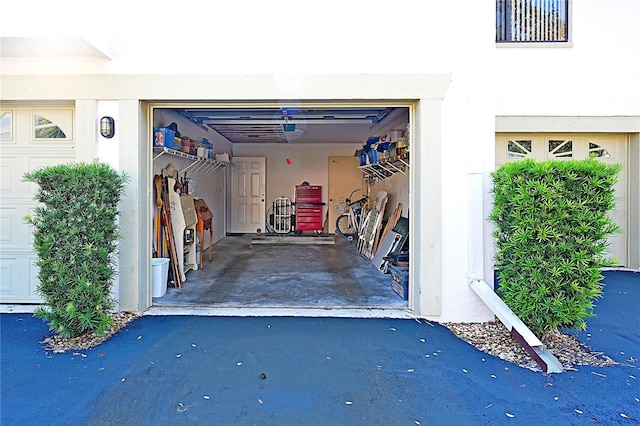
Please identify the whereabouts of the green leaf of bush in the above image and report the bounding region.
[490,159,620,335]
[24,161,128,338]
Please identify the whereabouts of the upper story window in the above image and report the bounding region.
[496,0,568,43]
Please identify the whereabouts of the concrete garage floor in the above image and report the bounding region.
[153,234,408,310]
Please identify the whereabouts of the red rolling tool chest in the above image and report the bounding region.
[294,185,323,232]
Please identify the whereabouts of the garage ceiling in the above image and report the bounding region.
[176,107,400,144]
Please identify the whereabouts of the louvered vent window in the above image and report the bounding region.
[548,140,573,158]
[507,139,532,158]
[497,0,568,42]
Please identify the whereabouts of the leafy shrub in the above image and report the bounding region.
[24,162,128,337]
[489,159,620,335]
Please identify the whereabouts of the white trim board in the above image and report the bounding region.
[496,116,640,133]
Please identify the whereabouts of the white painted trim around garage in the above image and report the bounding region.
[1,74,452,103]
[496,116,640,133]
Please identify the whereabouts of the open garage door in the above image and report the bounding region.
[150,103,412,310]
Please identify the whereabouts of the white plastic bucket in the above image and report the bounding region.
[151,258,170,298]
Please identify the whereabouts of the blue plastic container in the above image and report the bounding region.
[368,147,378,164]
[153,128,176,149]
[359,151,368,166]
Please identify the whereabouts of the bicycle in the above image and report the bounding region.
[335,189,369,240]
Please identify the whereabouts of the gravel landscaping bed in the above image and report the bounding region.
[443,321,616,372]
[41,311,140,354]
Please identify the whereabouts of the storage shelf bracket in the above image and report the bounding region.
[153,147,232,175]
[358,154,409,183]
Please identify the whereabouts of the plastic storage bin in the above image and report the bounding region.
[152,258,169,298]
[153,128,176,149]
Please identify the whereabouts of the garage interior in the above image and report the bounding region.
[151,104,411,310]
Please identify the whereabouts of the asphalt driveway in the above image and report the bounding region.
[1,271,638,425]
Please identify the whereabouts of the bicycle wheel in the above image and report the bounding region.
[335,213,356,239]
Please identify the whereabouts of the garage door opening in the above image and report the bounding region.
[150,103,412,311]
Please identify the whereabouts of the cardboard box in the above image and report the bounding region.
[389,265,409,300]
[215,153,230,162]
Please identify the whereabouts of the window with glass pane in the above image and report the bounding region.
[548,140,573,158]
[507,139,532,158]
[34,115,67,139]
[588,142,610,158]
[497,0,568,42]
[0,112,12,140]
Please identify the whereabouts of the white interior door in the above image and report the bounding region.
[328,156,365,234]
[230,157,266,233]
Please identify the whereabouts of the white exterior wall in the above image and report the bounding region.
[496,0,640,115]
[0,1,512,321]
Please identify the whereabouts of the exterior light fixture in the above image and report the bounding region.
[100,116,115,138]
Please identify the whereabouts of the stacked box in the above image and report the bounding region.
[389,265,409,300]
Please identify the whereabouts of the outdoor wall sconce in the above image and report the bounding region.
[100,116,115,138]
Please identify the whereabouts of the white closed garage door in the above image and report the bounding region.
[1,105,75,303]
[496,134,629,267]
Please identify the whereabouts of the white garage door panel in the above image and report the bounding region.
[0,259,17,293]
[0,205,35,249]
[1,105,75,303]
[496,134,629,266]
[0,159,14,191]
[587,136,627,265]
[0,256,40,302]
[0,156,31,198]
[1,154,74,199]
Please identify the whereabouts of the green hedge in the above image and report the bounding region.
[24,162,128,338]
[489,159,619,335]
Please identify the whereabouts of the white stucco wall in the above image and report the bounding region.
[495,0,640,115]
[4,1,493,76]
